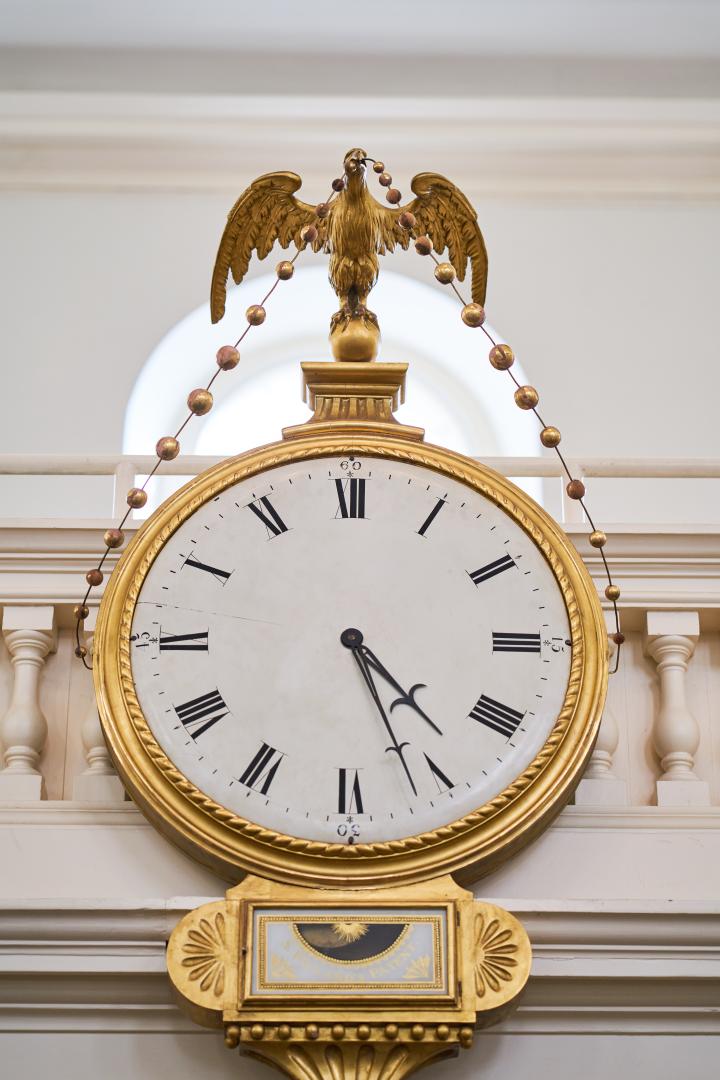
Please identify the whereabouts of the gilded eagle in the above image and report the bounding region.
[210,148,488,326]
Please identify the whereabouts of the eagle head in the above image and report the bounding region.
[343,148,368,177]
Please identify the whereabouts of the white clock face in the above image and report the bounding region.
[130,454,571,846]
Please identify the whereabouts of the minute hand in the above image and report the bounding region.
[350,646,418,796]
[360,645,443,735]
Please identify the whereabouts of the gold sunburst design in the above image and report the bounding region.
[473,912,518,997]
[181,911,226,997]
[94,431,607,888]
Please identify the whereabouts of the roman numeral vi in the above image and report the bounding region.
[337,768,364,813]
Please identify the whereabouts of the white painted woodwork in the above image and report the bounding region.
[72,608,125,803]
[645,611,710,806]
[0,606,56,799]
[576,632,628,806]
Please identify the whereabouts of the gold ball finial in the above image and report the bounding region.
[86,568,103,587]
[589,529,607,548]
[605,584,621,601]
[246,305,266,326]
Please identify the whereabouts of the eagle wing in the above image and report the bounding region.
[378,172,488,306]
[210,172,325,323]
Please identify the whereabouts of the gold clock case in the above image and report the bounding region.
[94,433,607,888]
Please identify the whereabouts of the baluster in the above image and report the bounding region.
[575,631,628,805]
[73,608,126,802]
[645,611,709,807]
[0,606,57,800]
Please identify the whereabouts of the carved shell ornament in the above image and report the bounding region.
[473,912,519,998]
[181,912,226,998]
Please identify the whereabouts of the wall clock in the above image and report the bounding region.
[93,150,607,891]
[94,430,606,887]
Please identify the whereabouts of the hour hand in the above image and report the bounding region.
[360,645,442,735]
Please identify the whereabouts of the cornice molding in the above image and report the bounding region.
[0,896,717,1035]
[1,92,719,200]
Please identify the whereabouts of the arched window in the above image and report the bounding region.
[124,268,541,512]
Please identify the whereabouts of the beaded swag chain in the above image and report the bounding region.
[73,162,623,674]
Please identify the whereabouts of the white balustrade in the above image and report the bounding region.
[575,629,628,806]
[644,611,709,807]
[72,609,126,803]
[0,606,57,800]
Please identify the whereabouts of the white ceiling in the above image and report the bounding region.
[1,0,719,57]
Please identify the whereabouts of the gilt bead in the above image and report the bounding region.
[104,528,124,549]
[386,188,402,204]
[605,584,621,601]
[278,1025,291,1040]
[315,202,330,219]
[411,1025,425,1041]
[373,161,385,173]
[216,345,240,370]
[187,388,213,416]
[224,1026,240,1049]
[489,343,514,370]
[385,1024,399,1040]
[300,224,318,244]
[437,1025,450,1041]
[74,604,89,620]
[127,487,148,509]
[398,211,416,230]
[459,1028,473,1049]
[540,425,561,448]
[75,645,87,659]
[156,436,180,460]
[86,568,104,587]
[331,1025,345,1041]
[514,385,539,410]
[306,1024,319,1039]
[378,172,392,186]
[613,631,626,645]
[331,177,346,192]
[461,303,486,327]
[357,1025,370,1040]
[566,479,586,500]
[246,305,266,326]
[414,236,433,255]
[589,529,607,548]
[276,260,294,280]
[434,262,455,284]
[250,1024,264,1041]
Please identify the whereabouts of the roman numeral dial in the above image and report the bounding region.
[129,454,572,849]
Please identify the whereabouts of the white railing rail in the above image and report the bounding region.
[1,454,719,522]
